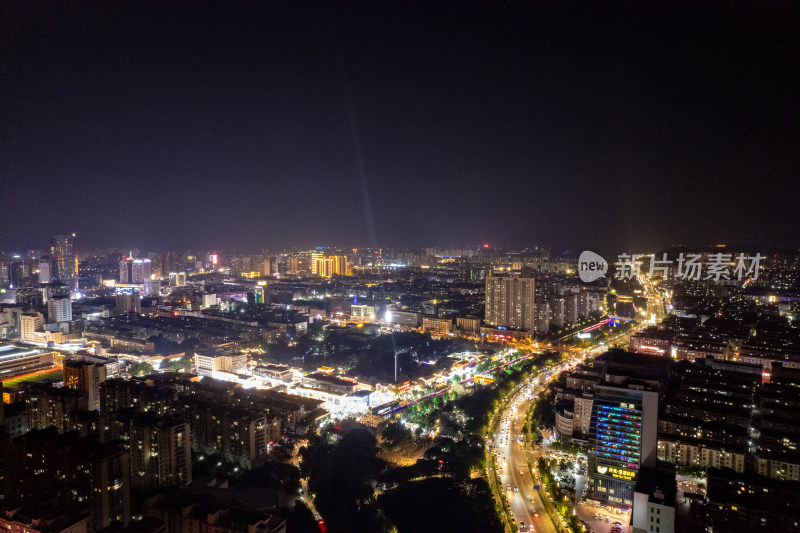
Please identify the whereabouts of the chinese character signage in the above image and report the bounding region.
[596,465,636,480]
[579,251,762,283]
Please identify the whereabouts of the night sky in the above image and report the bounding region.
[2,2,799,252]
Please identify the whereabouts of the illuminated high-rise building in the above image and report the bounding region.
[550,297,565,327]
[133,259,151,283]
[129,415,192,490]
[120,258,151,284]
[329,255,348,276]
[309,251,324,275]
[565,292,578,323]
[119,258,132,283]
[316,255,349,277]
[8,259,32,288]
[50,233,78,289]
[63,359,107,411]
[590,384,659,508]
[484,275,535,332]
[534,301,550,333]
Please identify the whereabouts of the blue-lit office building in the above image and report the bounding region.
[590,384,659,508]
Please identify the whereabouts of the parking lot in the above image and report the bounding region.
[575,502,630,533]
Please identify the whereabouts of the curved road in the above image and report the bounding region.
[488,326,642,532]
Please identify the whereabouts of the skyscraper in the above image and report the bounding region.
[309,251,324,275]
[534,301,550,333]
[316,255,349,277]
[565,291,579,323]
[120,258,151,284]
[129,415,192,490]
[550,297,566,327]
[50,233,78,289]
[168,272,186,287]
[120,258,131,283]
[484,275,535,332]
[590,384,659,508]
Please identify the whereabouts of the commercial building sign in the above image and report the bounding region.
[597,465,636,481]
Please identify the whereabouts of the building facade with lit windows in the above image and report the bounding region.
[120,257,152,284]
[350,303,375,322]
[168,271,187,287]
[386,309,421,327]
[194,347,247,377]
[25,383,88,433]
[187,401,274,469]
[20,311,44,341]
[129,415,192,491]
[484,275,535,332]
[47,296,72,323]
[706,467,800,532]
[309,251,324,275]
[534,301,550,334]
[422,316,453,337]
[50,233,78,290]
[590,384,659,508]
[63,359,108,411]
[0,427,131,529]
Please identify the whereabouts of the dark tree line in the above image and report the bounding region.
[300,429,389,532]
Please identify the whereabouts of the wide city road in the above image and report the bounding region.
[488,328,641,532]
[495,378,552,533]
[490,360,578,533]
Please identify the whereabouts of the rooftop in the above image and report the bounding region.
[634,465,677,507]
[0,343,45,363]
[304,372,358,385]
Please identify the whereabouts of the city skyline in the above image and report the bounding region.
[2,236,796,259]
[2,2,799,251]
[1,222,799,533]
[3,3,800,532]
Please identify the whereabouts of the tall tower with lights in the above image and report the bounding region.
[51,233,78,290]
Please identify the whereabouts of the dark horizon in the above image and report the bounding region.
[2,2,799,252]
